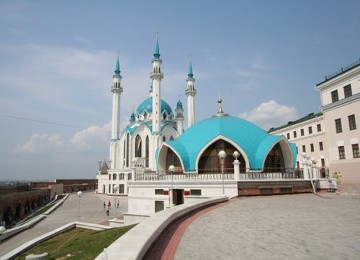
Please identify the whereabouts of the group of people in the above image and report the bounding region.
[103,200,120,216]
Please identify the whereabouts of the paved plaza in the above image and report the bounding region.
[1,185,360,259]
[175,188,360,260]
[0,192,128,257]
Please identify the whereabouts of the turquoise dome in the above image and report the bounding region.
[162,116,296,171]
[136,97,173,115]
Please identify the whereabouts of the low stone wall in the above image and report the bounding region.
[95,196,228,260]
[238,180,313,196]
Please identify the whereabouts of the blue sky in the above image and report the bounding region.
[0,0,359,181]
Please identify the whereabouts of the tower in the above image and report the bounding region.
[186,61,196,128]
[111,57,123,141]
[175,100,184,135]
[150,39,164,134]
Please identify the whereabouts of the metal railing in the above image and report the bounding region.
[134,168,304,182]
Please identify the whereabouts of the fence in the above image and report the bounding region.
[134,168,304,181]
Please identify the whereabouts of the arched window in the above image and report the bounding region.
[126,133,130,167]
[163,136,166,142]
[163,113,167,120]
[146,136,149,167]
[135,134,142,157]
[144,111,147,119]
[123,140,126,167]
[166,149,182,172]
[170,136,174,141]
[264,143,285,172]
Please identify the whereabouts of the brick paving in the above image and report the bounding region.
[175,184,360,260]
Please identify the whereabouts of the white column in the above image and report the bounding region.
[302,153,309,180]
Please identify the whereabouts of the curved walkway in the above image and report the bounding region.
[174,185,360,260]
[0,192,127,257]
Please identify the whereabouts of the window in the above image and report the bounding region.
[335,119,342,133]
[344,84,352,98]
[321,158,325,167]
[338,146,345,160]
[119,173,124,180]
[108,175,111,180]
[296,147,298,154]
[135,134,142,157]
[293,131,297,138]
[319,142,323,151]
[145,136,149,167]
[119,184,124,194]
[302,145,306,153]
[128,173,132,180]
[317,124,321,132]
[310,143,314,152]
[331,90,339,103]
[190,189,202,196]
[113,174,117,180]
[348,114,356,130]
[286,133,290,139]
[300,129,304,136]
[155,201,164,213]
[155,189,164,195]
[353,144,359,158]
[308,126,313,135]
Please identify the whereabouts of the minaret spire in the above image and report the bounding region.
[150,36,164,136]
[186,60,197,128]
[175,99,184,135]
[109,55,123,170]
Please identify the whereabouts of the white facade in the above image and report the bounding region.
[97,42,193,195]
[270,60,360,183]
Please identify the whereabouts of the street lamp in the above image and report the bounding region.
[77,191,83,221]
[169,165,175,206]
[218,150,226,195]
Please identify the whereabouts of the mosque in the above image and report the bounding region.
[97,40,304,219]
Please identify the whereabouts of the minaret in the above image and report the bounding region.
[185,61,196,128]
[175,100,184,135]
[111,57,123,141]
[150,39,164,134]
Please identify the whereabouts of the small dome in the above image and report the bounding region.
[136,97,173,116]
[176,100,183,109]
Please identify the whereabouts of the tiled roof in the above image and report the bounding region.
[164,116,289,170]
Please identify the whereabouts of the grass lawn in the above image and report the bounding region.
[15,225,135,260]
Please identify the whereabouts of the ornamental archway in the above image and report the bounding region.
[198,140,246,173]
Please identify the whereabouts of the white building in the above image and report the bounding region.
[97,40,195,195]
[270,59,360,183]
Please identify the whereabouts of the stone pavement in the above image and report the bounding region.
[175,184,360,260]
[0,191,128,257]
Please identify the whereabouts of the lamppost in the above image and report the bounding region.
[218,150,226,196]
[233,151,240,181]
[169,165,175,206]
[77,191,83,221]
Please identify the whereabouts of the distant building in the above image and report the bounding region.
[270,59,360,183]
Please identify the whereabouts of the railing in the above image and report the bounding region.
[134,168,304,182]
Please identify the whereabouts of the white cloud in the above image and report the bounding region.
[240,100,298,130]
[70,123,111,150]
[14,133,63,153]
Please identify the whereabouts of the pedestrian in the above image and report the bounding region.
[117,201,119,208]
[108,200,111,208]
[103,202,106,209]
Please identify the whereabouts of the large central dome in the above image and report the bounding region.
[136,97,173,115]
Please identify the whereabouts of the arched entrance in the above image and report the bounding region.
[165,148,182,173]
[263,143,285,172]
[198,140,246,173]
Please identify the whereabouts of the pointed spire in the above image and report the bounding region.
[114,56,120,75]
[188,61,193,78]
[153,35,160,59]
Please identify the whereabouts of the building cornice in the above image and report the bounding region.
[321,92,360,112]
